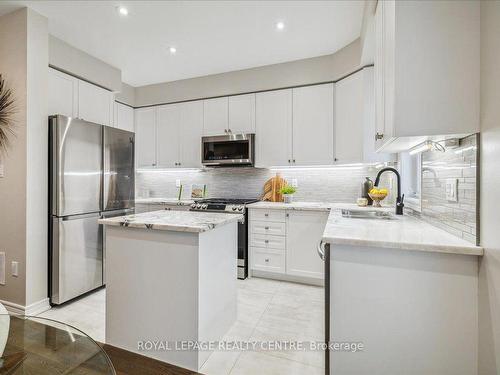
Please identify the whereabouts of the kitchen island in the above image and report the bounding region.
[99,210,243,372]
[321,209,483,375]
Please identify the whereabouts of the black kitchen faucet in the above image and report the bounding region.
[374,167,404,215]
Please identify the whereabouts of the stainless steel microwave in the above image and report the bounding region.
[201,134,255,167]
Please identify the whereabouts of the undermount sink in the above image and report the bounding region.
[341,209,397,220]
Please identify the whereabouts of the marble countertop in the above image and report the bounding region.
[135,198,195,205]
[322,210,483,256]
[98,210,243,233]
[247,201,334,211]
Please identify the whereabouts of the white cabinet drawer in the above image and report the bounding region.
[250,234,286,250]
[251,247,285,274]
[250,221,286,236]
[249,209,286,223]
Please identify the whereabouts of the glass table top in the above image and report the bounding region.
[0,314,115,374]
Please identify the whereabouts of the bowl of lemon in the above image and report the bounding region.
[369,188,388,207]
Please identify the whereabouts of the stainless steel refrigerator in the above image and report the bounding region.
[49,115,135,305]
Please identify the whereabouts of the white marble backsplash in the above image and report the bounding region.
[419,134,478,245]
[136,164,397,205]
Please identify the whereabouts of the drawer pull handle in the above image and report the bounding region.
[264,240,269,244]
[264,226,269,230]
[265,258,270,263]
[264,213,269,217]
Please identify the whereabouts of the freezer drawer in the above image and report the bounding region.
[103,126,135,211]
[50,213,103,305]
[50,115,102,216]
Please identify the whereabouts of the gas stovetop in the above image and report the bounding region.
[190,198,259,213]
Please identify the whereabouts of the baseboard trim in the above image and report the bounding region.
[0,298,50,316]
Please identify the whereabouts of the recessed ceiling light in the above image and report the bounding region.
[276,21,285,31]
[117,6,128,16]
[169,46,177,55]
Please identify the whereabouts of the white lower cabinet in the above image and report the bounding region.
[249,208,328,283]
[286,210,328,279]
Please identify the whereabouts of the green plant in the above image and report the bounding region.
[279,185,297,195]
[0,74,15,152]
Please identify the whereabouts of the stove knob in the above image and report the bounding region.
[202,204,208,209]
[190,203,196,209]
[232,207,237,211]
[238,206,243,211]
[196,204,202,209]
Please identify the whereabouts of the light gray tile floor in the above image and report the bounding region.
[37,278,325,374]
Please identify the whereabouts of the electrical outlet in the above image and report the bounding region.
[446,179,458,202]
[175,179,181,188]
[11,261,18,277]
[291,179,298,187]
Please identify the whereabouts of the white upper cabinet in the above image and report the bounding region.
[255,89,293,167]
[228,93,256,134]
[135,101,203,169]
[292,84,334,165]
[203,97,229,136]
[114,102,135,132]
[179,101,203,168]
[78,80,114,126]
[135,107,157,168]
[48,68,78,118]
[157,105,180,168]
[374,0,480,152]
[334,73,364,163]
[362,67,395,163]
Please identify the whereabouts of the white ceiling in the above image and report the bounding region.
[0,1,364,87]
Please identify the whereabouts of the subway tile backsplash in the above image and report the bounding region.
[136,164,397,204]
[419,134,479,245]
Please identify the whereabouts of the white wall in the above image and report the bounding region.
[25,8,48,308]
[115,82,136,107]
[49,35,122,92]
[0,7,49,311]
[135,39,361,107]
[0,8,29,307]
[479,1,500,373]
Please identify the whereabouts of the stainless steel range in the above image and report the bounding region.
[190,198,258,279]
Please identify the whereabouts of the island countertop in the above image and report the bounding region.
[98,210,243,233]
[322,210,483,256]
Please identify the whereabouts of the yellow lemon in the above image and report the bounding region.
[379,188,388,194]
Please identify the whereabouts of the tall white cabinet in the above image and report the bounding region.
[374,0,480,152]
[255,89,293,167]
[135,107,157,168]
[292,84,334,165]
[334,72,364,163]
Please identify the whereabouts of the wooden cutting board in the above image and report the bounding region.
[261,173,287,202]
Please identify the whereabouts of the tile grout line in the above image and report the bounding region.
[228,282,280,375]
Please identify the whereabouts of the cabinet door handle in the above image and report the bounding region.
[264,213,269,217]
[334,158,338,162]
[224,129,227,133]
[292,159,296,163]
[288,159,291,163]
[265,258,270,263]
[228,128,232,133]
[264,240,269,244]
[264,226,269,230]
[375,132,384,140]
[317,240,326,261]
